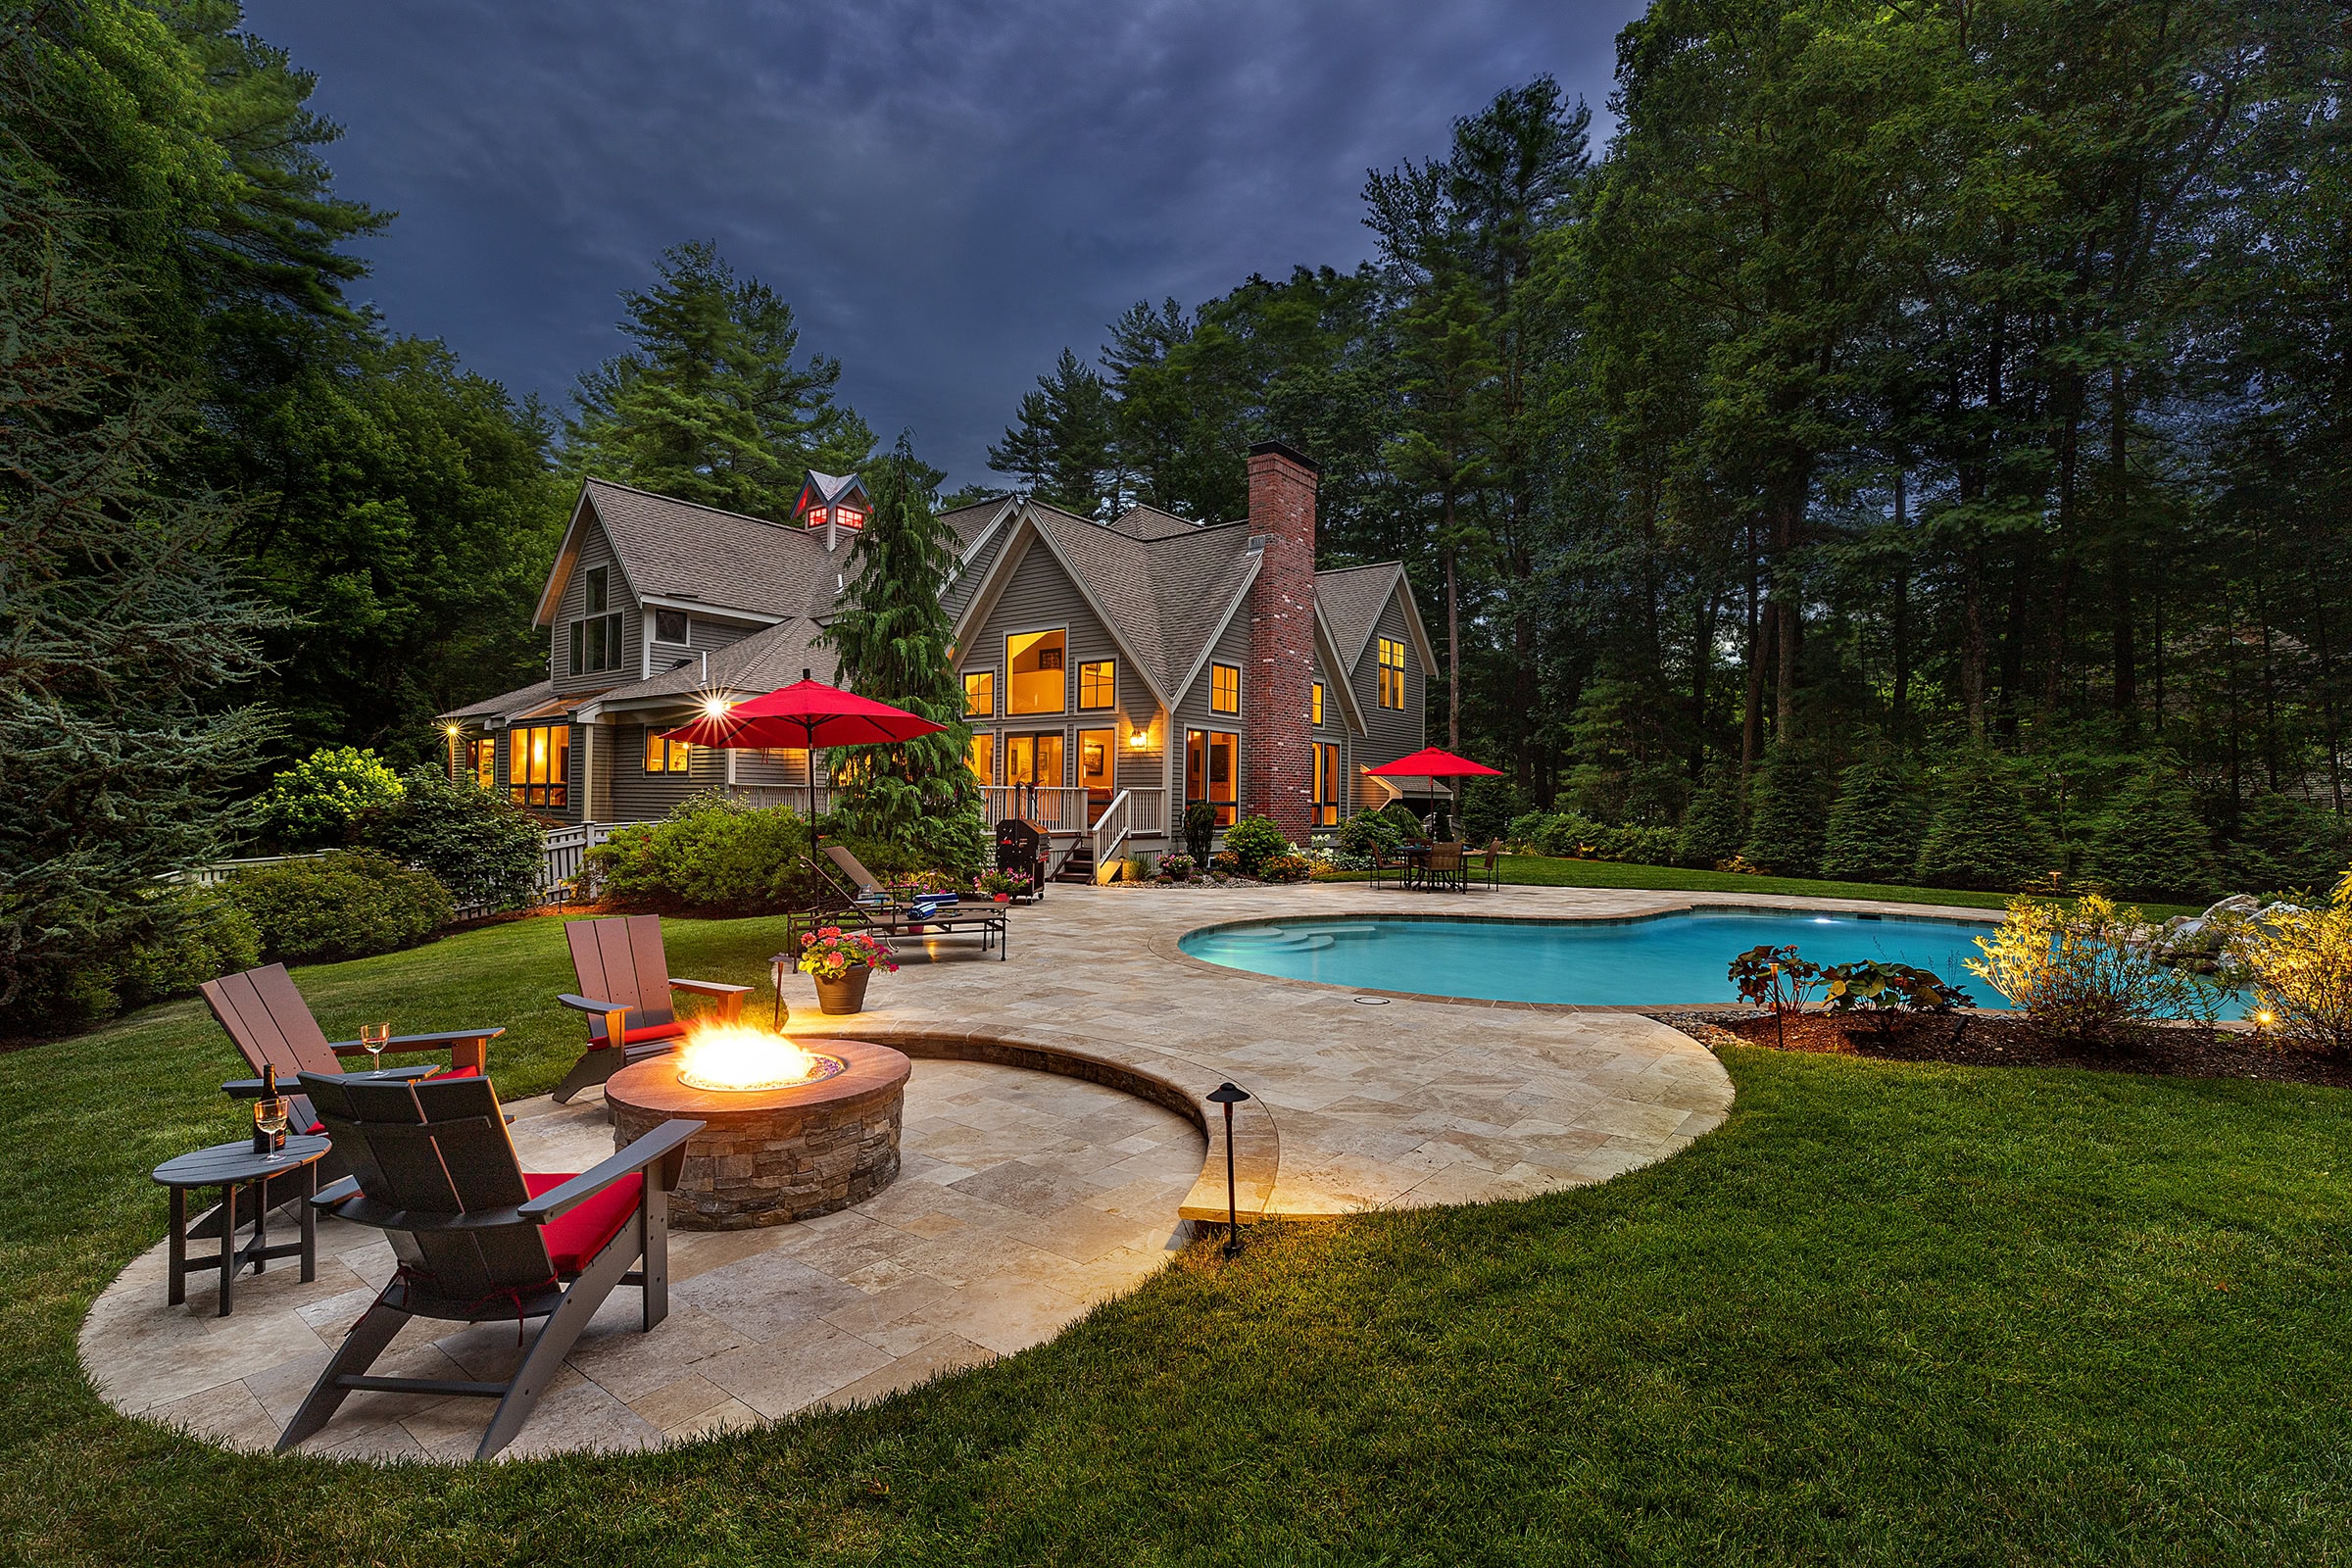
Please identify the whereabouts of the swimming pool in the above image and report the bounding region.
[1178,907,2009,1008]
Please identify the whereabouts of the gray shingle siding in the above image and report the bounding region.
[1349,587,1424,807]
[958,537,1140,792]
[551,522,639,697]
[1172,608,1252,811]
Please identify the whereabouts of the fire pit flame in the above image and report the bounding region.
[673,1021,846,1093]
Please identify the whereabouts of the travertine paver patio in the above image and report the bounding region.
[82,880,1983,1458]
[82,1057,1203,1458]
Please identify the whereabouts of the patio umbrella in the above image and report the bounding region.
[660,668,944,831]
[1363,746,1504,839]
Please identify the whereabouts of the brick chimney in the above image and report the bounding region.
[1244,440,1318,844]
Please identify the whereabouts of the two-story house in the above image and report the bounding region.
[438,441,1436,868]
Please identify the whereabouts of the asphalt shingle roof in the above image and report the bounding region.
[594,618,837,705]
[1313,563,1407,671]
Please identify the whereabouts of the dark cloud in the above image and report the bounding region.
[241,0,1640,487]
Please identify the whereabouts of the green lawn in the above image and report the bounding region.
[5,914,2342,1564]
[1323,854,2202,919]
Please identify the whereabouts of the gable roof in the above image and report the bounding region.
[587,617,837,710]
[1314,563,1416,671]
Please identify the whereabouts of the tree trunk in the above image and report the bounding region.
[1890,469,1911,744]
[1442,489,1460,753]
[2107,365,2137,732]
[1961,543,1987,743]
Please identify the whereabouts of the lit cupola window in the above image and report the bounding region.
[793,470,869,537]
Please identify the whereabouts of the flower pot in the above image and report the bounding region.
[993,893,1008,903]
[812,964,872,1015]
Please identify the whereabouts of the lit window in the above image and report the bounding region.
[1007,630,1067,714]
[508,724,569,810]
[468,738,494,791]
[1311,681,1325,727]
[1078,660,1115,710]
[807,507,828,530]
[964,670,995,716]
[644,731,691,773]
[967,732,995,782]
[1377,638,1406,710]
[1210,662,1240,714]
[835,507,863,530]
[1312,742,1342,826]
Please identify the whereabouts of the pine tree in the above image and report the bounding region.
[564,241,872,519]
[2080,770,2223,903]
[819,437,988,875]
[1820,756,1923,884]
[2228,794,2352,896]
[1677,772,1747,868]
[1741,746,1833,876]
[1915,752,2059,893]
[985,348,1118,518]
[0,185,286,1029]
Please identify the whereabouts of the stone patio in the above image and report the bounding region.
[81,880,1995,1459]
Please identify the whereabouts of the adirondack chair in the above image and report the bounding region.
[277,1071,702,1460]
[552,915,752,1103]
[199,964,505,1223]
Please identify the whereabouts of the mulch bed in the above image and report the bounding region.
[1650,1007,2352,1090]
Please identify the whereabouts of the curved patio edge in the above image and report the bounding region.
[840,1023,1280,1226]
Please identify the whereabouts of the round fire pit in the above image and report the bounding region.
[606,1036,910,1230]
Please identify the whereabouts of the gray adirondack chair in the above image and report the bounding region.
[278,1071,702,1460]
[553,914,753,1103]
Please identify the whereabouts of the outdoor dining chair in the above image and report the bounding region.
[276,1070,702,1460]
[553,914,752,1103]
[1426,841,1466,893]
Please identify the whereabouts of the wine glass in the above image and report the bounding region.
[360,1021,391,1074]
[254,1096,290,1159]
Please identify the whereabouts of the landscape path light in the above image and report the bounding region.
[1205,1081,1251,1258]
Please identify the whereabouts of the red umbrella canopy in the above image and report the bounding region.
[660,671,944,751]
[1363,746,1504,779]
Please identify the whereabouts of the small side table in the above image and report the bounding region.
[152,1136,330,1317]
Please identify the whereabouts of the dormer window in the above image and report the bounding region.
[794,470,870,534]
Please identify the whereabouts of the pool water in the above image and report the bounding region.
[1179,908,2011,1008]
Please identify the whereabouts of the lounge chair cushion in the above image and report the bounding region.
[523,1171,646,1275]
[590,1019,689,1051]
[298,1062,482,1135]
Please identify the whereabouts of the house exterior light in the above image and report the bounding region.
[1128,726,1150,750]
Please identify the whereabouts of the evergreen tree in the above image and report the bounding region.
[2080,770,2223,903]
[0,186,285,1029]
[2228,794,2352,897]
[1677,772,1747,868]
[1820,756,1923,884]
[986,348,1118,518]
[1915,752,2060,893]
[820,437,987,875]
[564,241,872,519]
[1741,746,1833,876]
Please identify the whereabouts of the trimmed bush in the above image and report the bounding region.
[2228,793,2352,896]
[588,794,814,913]
[1915,752,2058,892]
[1677,774,1746,868]
[228,851,452,962]
[256,747,405,849]
[1593,824,1681,865]
[1184,802,1216,861]
[1222,815,1290,876]
[2078,769,2223,903]
[1339,808,1406,858]
[1535,812,1607,858]
[1741,747,1833,877]
[362,766,545,911]
[1258,852,1313,883]
[1820,757,1922,884]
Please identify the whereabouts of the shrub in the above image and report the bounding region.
[1536,812,1607,858]
[1379,800,1427,841]
[1155,853,1197,881]
[1915,751,2059,891]
[1339,808,1405,858]
[1210,851,1242,877]
[1819,960,1971,1040]
[1966,892,2219,1046]
[1592,824,1681,866]
[1502,810,1551,853]
[1183,801,1217,860]
[228,851,452,962]
[2230,871,2352,1055]
[2228,793,2352,896]
[1677,774,1747,868]
[1620,762,1690,830]
[362,766,545,912]
[256,747,405,849]
[111,887,263,1008]
[1458,778,1524,846]
[1222,815,1290,876]
[586,793,833,912]
[1728,944,1822,1049]
[2078,769,2222,903]
[1258,852,1313,883]
[1741,747,1833,876]
[1819,757,1921,883]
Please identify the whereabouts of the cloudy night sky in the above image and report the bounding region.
[240,1,1643,491]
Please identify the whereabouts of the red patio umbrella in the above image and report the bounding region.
[661,669,944,829]
[1363,746,1503,838]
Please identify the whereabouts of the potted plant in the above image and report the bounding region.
[975,868,1020,902]
[798,926,899,1015]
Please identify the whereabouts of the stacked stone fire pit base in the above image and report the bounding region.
[605,1037,911,1230]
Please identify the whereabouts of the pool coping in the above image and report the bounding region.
[1152,894,2007,1014]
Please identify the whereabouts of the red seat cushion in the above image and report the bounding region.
[522,1171,644,1276]
[592,1020,687,1051]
